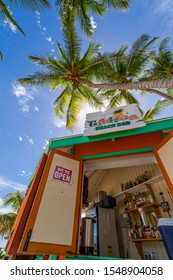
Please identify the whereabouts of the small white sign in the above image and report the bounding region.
[84,104,146,136]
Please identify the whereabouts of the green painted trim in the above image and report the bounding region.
[70,147,74,155]
[49,255,57,260]
[81,146,155,160]
[47,118,173,152]
[162,133,168,138]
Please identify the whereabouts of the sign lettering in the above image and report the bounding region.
[84,104,146,136]
[53,165,72,184]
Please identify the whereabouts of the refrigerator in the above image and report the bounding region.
[86,206,120,258]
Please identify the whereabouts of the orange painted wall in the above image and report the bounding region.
[74,132,163,157]
[5,153,48,256]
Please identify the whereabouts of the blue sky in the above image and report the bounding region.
[0,0,173,247]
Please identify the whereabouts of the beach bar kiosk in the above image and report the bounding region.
[5,104,173,260]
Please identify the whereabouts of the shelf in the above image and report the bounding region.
[125,203,160,212]
[113,175,163,198]
[131,238,162,242]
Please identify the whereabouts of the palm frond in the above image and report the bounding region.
[107,90,140,108]
[126,34,158,76]
[27,55,66,72]
[9,0,51,10]
[147,37,173,79]
[102,0,130,10]
[54,85,72,116]
[18,71,64,87]
[66,93,84,129]
[77,85,103,108]
[167,88,173,96]
[0,51,3,61]
[159,37,171,55]
[108,91,124,108]
[56,41,70,66]
[80,41,102,67]
[61,5,81,60]
[3,191,24,212]
[81,49,127,76]
[0,213,17,237]
[88,0,105,15]
[77,0,93,36]
[0,0,25,35]
[143,99,172,121]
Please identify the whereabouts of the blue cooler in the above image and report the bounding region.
[157,218,173,260]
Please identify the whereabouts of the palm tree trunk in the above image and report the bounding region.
[142,89,173,103]
[77,78,173,102]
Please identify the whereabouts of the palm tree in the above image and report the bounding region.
[0,0,51,60]
[18,8,125,128]
[56,0,130,36]
[18,20,173,128]
[76,34,173,103]
[0,191,24,237]
[0,213,17,238]
[3,190,24,212]
[147,37,173,79]
[0,248,5,259]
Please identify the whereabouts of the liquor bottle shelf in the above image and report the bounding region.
[131,238,162,242]
[113,175,163,198]
[125,203,160,212]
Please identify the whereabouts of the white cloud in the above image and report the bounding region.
[0,198,12,215]
[0,198,3,207]
[35,10,40,17]
[34,106,39,112]
[43,139,49,150]
[18,136,23,141]
[90,16,97,33]
[12,84,27,98]
[18,99,30,113]
[52,103,104,132]
[46,37,54,45]
[3,20,17,33]
[0,176,27,192]
[2,7,17,33]
[26,136,34,145]
[12,83,34,114]
[19,171,32,177]
[155,0,173,14]
[153,0,173,27]
[35,10,47,35]
[18,134,35,146]
[0,205,13,215]
[74,103,101,133]
[53,117,66,128]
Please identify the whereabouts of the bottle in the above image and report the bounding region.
[150,224,155,238]
[142,225,147,239]
[141,174,146,182]
[138,176,142,184]
[137,224,143,239]
[132,224,138,239]
[128,228,132,239]
[143,171,148,181]
[145,225,151,239]
[132,194,137,209]
[148,193,154,204]
[124,196,130,211]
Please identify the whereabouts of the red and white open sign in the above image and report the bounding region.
[53,165,72,184]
